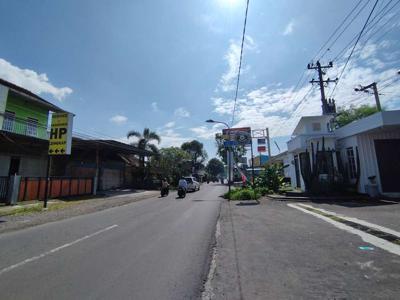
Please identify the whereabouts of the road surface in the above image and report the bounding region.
[0,183,225,300]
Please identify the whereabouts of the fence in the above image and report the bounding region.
[18,177,94,201]
[0,176,10,203]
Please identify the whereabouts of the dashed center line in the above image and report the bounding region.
[0,224,119,276]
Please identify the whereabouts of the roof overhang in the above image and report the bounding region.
[0,78,66,113]
[335,110,400,139]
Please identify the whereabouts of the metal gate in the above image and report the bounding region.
[0,176,10,203]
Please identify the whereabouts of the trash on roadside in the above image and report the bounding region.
[359,246,374,251]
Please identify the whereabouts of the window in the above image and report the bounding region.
[312,122,321,131]
[26,117,38,137]
[346,147,357,179]
[2,111,15,132]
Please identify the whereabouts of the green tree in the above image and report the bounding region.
[206,158,225,178]
[127,128,161,169]
[181,140,208,172]
[215,133,246,164]
[336,105,379,127]
[156,147,192,185]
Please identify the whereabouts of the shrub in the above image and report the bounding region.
[224,188,261,200]
[254,164,284,192]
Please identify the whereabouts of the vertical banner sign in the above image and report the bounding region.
[49,113,73,155]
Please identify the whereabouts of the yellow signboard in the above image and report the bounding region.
[48,112,73,155]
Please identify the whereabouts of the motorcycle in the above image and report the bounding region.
[177,187,186,198]
[161,187,169,197]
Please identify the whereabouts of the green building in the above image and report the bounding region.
[0,78,65,177]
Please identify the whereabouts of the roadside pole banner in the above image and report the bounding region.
[257,138,266,144]
[257,146,266,152]
[222,127,252,145]
[48,112,74,155]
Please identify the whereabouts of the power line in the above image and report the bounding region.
[318,0,371,61]
[332,0,399,62]
[231,0,250,126]
[313,0,363,60]
[330,0,379,98]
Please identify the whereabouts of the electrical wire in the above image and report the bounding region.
[330,0,379,98]
[332,0,399,62]
[318,0,371,61]
[231,0,250,126]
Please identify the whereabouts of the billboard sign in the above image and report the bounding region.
[48,112,73,155]
[222,127,252,145]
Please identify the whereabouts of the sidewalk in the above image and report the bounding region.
[209,198,400,299]
[0,189,159,234]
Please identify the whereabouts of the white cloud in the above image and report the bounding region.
[174,107,190,118]
[159,128,191,148]
[219,36,258,92]
[190,123,224,140]
[151,102,159,112]
[109,115,128,125]
[164,121,175,128]
[0,58,73,101]
[283,20,295,36]
[212,40,400,138]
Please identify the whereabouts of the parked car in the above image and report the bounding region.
[184,176,200,192]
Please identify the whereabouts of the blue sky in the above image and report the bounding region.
[0,0,399,159]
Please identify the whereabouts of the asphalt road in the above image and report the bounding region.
[0,183,225,300]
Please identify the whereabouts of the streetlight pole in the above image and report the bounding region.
[206,119,232,195]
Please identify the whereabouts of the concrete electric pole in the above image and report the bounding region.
[354,82,381,111]
[307,61,338,115]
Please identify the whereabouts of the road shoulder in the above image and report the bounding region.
[0,190,159,234]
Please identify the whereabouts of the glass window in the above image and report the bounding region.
[346,147,357,179]
[2,111,15,132]
[312,122,321,131]
[26,117,38,137]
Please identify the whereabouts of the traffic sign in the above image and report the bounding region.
[49,112,73,155]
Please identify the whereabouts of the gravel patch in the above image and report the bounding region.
[0,191,159,234]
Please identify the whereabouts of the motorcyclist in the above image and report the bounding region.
[160,178,169,196]
[178,178,188,191]
[177,177,188,198]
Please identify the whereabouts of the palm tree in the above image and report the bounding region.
[127,128,161,170]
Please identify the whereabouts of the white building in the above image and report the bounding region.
[285,110,400,198]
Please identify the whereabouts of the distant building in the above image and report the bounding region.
[248,154,269,167]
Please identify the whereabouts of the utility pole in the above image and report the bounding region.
[266,128,271,159]
[354,82,381,111]
[307,61,338,115]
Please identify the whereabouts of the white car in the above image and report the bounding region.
[184,177,200,192]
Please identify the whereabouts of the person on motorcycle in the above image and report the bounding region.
[161,178,169,196]
[177,177,188,198]
[178,178,188,191]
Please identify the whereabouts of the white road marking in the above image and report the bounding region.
[0,224,119,276]
[297,203,400,238]
[288,203,400,256]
